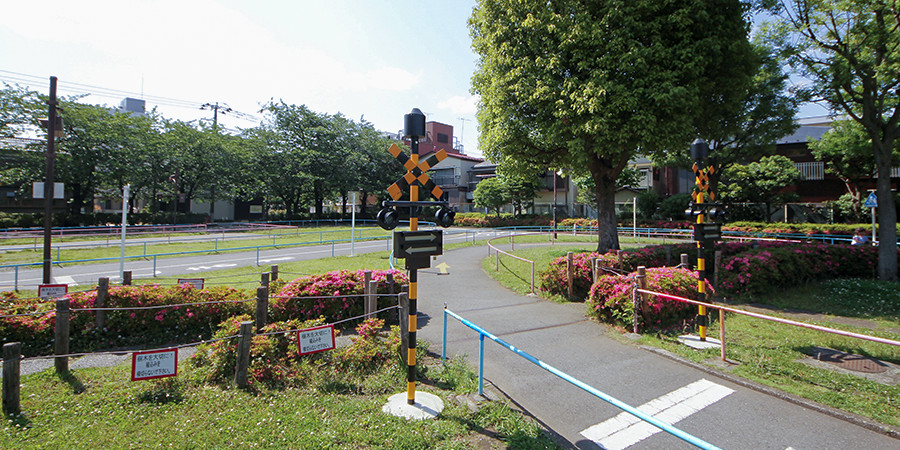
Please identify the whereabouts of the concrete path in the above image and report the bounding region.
[415,245,899,449]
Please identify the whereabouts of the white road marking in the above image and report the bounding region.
[53,275,78,286]
[580,379,734,450]
[186,263,237,271]
[258,257,294,263]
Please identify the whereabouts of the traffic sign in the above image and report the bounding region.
[693,222,721,242]
[386,144,448,201]
[864,192,878,208]
[394,230,443,270]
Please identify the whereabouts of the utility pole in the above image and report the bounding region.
[42,76,59,284]
[201,102,232,131]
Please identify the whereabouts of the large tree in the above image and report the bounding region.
[470,0,757,252]
[770,0,900,279]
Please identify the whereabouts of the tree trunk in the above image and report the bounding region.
[314,182,324,218]
[874,139,897,281]
[589,157,621,253]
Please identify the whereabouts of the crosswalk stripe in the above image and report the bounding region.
[580,379,733,450]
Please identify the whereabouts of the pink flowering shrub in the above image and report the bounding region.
[189,314,325,386]
[333,318,401,372]
[539,252,619,300]
[1,284,252,356]
[718,243,884,296]
[270,270,407,323]
[586,267,703,329]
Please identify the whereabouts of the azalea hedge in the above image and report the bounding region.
[539,241,888,302]
[270,269,407,323]
[587,267,706,329]
[453,213,552,228]
[1,269,409,357]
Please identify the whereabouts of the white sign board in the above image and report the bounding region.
[864,192,878,208]
[32,182,65,199]
[38,284,68,299]
[177,278,205,290]
[297,325,335,355]
[131,349,178,381]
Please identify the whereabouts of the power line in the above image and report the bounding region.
[0,69,261,122]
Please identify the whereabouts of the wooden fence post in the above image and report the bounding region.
[399,289,409,366]
[363,271,372,318]
[665,246,672,266]
[260,272,270,287]
[3,342,21,416]
[255,286,268,331]
[590,257,598,284]
[617,250,624,272]
[270,265,279,281]
[123,271,132,286]
[55,298,70,373]
[367,281,377,319]
[234,321,253,389]
[633,266,649,333]
[680,253,690,269]
[96,277,109,329]
[566,252,574,299]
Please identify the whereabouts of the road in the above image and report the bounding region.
[0,228,492,291]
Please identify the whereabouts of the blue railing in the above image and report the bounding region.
[442,307,720,450]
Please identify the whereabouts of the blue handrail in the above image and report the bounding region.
[443,307,721,450]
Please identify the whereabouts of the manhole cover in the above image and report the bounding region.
[806,347,888,374]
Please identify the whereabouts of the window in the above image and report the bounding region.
[437,133,449,144]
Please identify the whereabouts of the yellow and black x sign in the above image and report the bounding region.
[691,162,716,202]
[387,144,448,201]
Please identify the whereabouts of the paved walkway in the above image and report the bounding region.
[414,245,899,449]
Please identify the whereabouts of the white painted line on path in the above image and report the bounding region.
[53,275,78,286]
[580,379,734,450]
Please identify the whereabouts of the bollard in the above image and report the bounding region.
[55,299,70,373]
[96,277,109,329]
[234,321,253,389]
[255,286,268,330]
[566,252,574,299]
[590,257,598,284]
[123,270,132,286]
[271,265,279,281]
[3,342,21,416]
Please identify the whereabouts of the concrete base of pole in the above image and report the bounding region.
[382,391,444,420]
[678,334,721,349]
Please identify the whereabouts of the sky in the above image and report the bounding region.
[0,0,483,155]
[1,1,829,160]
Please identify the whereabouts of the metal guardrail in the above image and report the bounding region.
[442,307,721,450]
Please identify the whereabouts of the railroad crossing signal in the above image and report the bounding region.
[387,144,448,201]
[691,162,716,203]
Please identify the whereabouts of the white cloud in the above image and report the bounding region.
[438,95,478,115]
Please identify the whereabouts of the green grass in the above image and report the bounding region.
[2,355,558,449]
[483,242,900,429]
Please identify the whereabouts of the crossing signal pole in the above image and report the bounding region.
[377,108,455,406]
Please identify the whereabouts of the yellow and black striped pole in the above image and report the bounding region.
[407,148,419,405]
[691,138,710,341]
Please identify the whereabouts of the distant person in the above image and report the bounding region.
[851,228,869,246]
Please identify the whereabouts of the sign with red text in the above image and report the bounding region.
[131,349,178,381]
[297,325,335,355]
[177,278,205,290]
[38,284,68,299]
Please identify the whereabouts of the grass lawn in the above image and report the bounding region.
[2,355,558,449]
[484,241,900,429]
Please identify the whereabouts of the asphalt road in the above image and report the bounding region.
[416,245,899,449]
